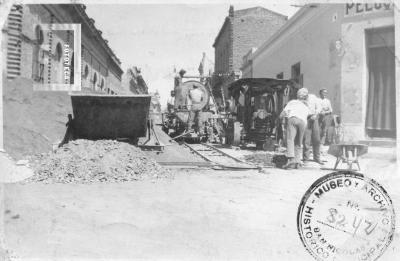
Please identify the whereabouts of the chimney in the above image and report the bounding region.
[229,5,234,17]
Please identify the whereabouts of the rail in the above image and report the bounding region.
[184,143,259,170]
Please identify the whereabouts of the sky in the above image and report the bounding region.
[86,3,299,106]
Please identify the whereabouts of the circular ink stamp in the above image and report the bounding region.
[297,171,395,261]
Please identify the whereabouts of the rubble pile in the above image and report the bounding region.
[242,152,277,167]
[26,140,170,183]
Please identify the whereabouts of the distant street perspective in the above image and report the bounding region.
[0,2,399,260]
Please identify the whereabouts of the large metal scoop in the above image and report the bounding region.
[70,93,151,140]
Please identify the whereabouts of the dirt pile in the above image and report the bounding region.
[25,139,171,183]
[3,77,72,160]
[242,152,277,167]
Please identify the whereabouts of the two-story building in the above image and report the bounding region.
[2,4,123,94]
[212,5,287,105]
[0,4,125,153]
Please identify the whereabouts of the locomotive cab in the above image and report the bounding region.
[228,78,299,150]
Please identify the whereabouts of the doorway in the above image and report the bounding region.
[365,27,396,138]
[291,62,303,86]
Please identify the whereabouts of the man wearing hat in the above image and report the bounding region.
[279,88,310,169]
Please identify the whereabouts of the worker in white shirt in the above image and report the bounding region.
[167,90,175,113]
[279,88,310,169]
[319,88,333,145]
[188,84,205,132]
[303,90,324,164]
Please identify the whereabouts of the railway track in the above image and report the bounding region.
[184,143,259,170]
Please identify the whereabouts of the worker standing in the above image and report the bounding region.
[303,90,323,164]
[174,69,186,88]
[279,88,310,169]
[319,88,333,145]
[167,90,175,113]
[188,84,204,132]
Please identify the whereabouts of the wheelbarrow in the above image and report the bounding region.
[323,143,368,171]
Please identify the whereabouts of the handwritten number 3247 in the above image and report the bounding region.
[326,208,378,235]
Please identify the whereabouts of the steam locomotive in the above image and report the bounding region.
[162,74,299,149]
[162,78,221,142]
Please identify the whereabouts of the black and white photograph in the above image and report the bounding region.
[0,0,399,260]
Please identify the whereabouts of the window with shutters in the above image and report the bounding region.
[32,25,44,82]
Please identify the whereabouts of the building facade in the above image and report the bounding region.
[121,66,149,95]
[242,3,397,145]
[212,6,287,105]
[2,4,123,94]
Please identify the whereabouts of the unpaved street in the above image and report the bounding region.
[1,2,399,261]
[4,164,400,260]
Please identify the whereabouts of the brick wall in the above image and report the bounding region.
[214,20,232,74]
[213,7,287,102]
[232,7,287,72]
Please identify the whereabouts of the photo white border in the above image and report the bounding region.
[32,23,82,92]
[0,0,399,258]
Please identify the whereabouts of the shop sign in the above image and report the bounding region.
[344,3,393,17]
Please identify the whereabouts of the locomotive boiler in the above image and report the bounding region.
[162,78,219,142]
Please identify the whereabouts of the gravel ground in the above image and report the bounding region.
[4,167,400,260]
[242,152,279,167]
[25,139,171,184]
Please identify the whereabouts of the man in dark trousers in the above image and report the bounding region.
[303,90,323,164]
[319,88,333,145]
